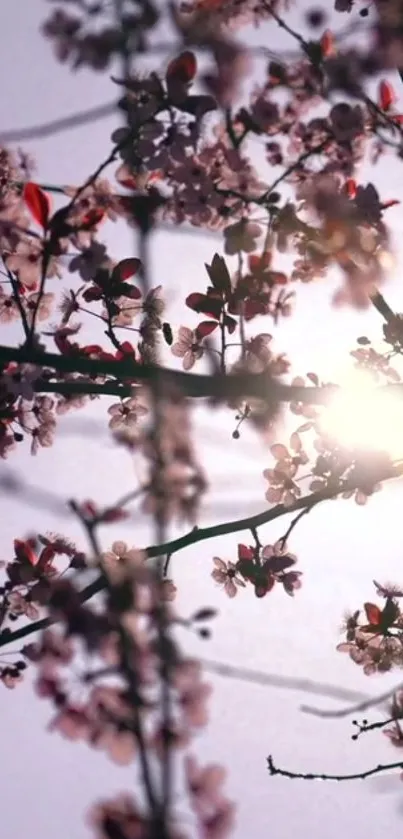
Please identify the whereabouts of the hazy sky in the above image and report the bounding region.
[3,2,403,838]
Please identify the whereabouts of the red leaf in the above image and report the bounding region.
[344,178,357,199]
[166,51,197,84]
[23,182,51,229]
[378,80,396,111]
[269,271,288,286]
[238,544,254,561]
[320,30,335,58]
[115,341,136,359]
[81,344,104,357]
[196,320,219,340]
[81,208,105,229]
[381,199,400,210]
[14,539,37,566]
[364,602,382,625]
[101,507,130,523]
[37,545,56,571]
[186,292,223,320]
[248,251,272,272]
[111,258,142,283]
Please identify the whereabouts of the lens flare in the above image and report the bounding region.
[321,371,403,459]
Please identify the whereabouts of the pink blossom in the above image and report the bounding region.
[171,326,204,370]
[107,396,148,433]
[211,557,246,597]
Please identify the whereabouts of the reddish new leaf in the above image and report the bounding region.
[166,51,197,84]
[238,544,254,561]
[196,320,219,340]
[380,199,400,210]
[37,545,56,571]
[111,258,142,283]
[378,80,396,111]
[23,182,51,229]
[269,271,288,286]
[115,341,136,359]
[364,602,382,625]
[101,506,130,523]
[344,178,357,199]
[14,539,37,566]
[248,251,272,272]
[81,208,105,229]
[186,292,223,320]
[320,30,335,57]
[81,344,104,357]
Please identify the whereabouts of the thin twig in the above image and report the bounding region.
[267,754,403,782]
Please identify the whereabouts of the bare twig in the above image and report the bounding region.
[267,754,403,782]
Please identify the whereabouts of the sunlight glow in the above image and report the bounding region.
[321,371,403,460]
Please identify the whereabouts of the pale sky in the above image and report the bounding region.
[3,2,403,838]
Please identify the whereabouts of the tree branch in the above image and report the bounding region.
[267,754,403,782]
[2,462,402,652]
[3,343,403,406]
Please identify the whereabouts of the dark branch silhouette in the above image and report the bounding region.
[267,755,403,782]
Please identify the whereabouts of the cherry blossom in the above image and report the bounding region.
[101,540,145,570]
[263,435,308,506]
[107,396,148,434]
[211,557,246,597]
[0,290,19,323]
[24,291,54,323]
[223,220,262,255]
[171,326,204,370]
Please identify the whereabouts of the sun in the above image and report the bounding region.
[320,370,403,460]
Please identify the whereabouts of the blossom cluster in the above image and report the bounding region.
[212,540,302,598]
[27,552,234,839]
[2,0,403,831]
[337,583,403,674]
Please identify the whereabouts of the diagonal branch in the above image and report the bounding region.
[1,461,402,652]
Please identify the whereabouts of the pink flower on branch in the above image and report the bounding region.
[211,557,246,598]
[171,326,205,370]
